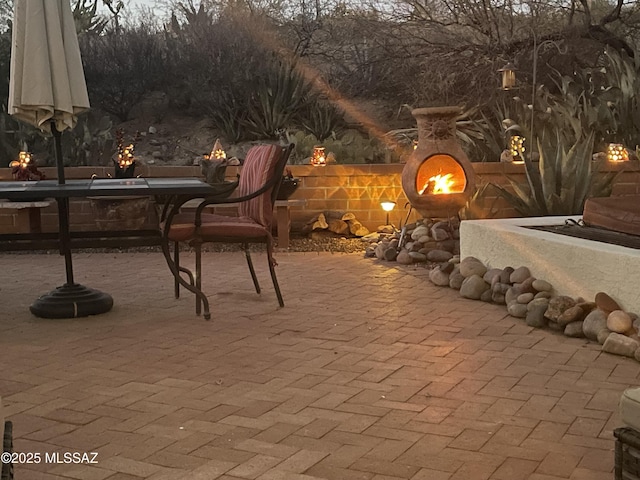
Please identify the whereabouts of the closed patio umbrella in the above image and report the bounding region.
[8,0,112,318]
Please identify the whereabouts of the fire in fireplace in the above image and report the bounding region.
[402,107,476,218]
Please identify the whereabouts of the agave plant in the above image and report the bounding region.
[492,131,619,216]
[245,61,314,139]
[296,98,345,141]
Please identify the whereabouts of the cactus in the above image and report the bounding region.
[289,129,389,164]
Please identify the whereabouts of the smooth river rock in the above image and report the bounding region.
[510,266,531,284]
[500,267,514,284]
[508,301,528,318]
[427,249,453,262]
[449,270,465,290]
[483,268,503,284]
[460,275,490,300]
[409,251,427,262]
[396,250,413,265]
[532,279,553,292]
[429,267,451,286]
[583,309,610,341]
[595,292,621,313]
[607,310,633,334]
[564,321,585,338]
[526,298,549,328]
[517,293,534,304]
[603,333,640,358]
[410,225,430,241]
[459,257,487,278]
[597,329,612,345]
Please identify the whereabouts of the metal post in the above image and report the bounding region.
[529,34,567,154]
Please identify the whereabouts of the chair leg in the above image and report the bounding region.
[266,237,284,307]
[160,235,209,320]
[174,241,180,298]
[195,242,202,316]
[174,241,195,299]
[244,243,261,294]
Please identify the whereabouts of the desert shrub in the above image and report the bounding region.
[80,26,169,122]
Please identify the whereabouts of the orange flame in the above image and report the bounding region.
[419,173,454,195]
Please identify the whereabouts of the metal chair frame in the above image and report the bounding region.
[162,143,294,320]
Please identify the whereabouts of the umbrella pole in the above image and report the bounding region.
[52,122,66,185]
[51,122,74,285]
[29,122,113,318]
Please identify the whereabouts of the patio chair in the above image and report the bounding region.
[163,143,294,319]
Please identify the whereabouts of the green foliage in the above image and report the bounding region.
[458,183,500,220]
[206,91,250,143]
[60,111,113,166]
[289,129,389,164]
[245,61,313,139]
[468,46,640,163]
[295,98,345,141]
[456,104,513,162]
[72,0,109,34]
[598,49,640,149]
[492,132,618,216]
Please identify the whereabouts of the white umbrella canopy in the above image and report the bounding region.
[8,0,90,134]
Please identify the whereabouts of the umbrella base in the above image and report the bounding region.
[30,283,113,318]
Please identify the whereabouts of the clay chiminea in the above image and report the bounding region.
[401,106,476,218]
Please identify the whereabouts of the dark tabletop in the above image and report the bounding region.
[0,178,216,201]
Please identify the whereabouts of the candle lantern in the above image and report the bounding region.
[607,143,629,163]
[498,63,517,90]
[310,146,327,166]
[510,135,526,164]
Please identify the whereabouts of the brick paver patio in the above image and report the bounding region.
[0,251,635,479]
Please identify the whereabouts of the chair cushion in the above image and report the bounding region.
[620,388,640,431]
[237,144,282,227]
[166,212,269,242]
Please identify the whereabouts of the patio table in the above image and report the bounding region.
[0,178,220,319]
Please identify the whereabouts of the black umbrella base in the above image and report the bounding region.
[30,283,113,319]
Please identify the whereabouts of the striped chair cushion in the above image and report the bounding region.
[237,144,282,227]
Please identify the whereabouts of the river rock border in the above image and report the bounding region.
[362,218,640,362]
[426,255,640,361]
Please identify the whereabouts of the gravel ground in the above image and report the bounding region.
[6,234,368,255]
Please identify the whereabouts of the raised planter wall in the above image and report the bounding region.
[0,162,636,234]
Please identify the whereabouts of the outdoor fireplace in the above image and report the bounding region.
[402,106,476,218]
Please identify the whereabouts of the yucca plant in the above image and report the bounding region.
[245,61,313,138]
[598,49,640,149]
[296,98,345,141]
[493,131,618,216]
[207,91,250,143]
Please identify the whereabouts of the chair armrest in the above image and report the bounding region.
[194,173,282,226]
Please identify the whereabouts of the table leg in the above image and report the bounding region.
[276,205,290,248]
[28,207,42,233]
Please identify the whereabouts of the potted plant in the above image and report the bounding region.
[89,130,150,230]
[277,168,300,200]
[113,129,140,178]
[9,151,45,181]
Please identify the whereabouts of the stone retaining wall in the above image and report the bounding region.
[0,162,636,234]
